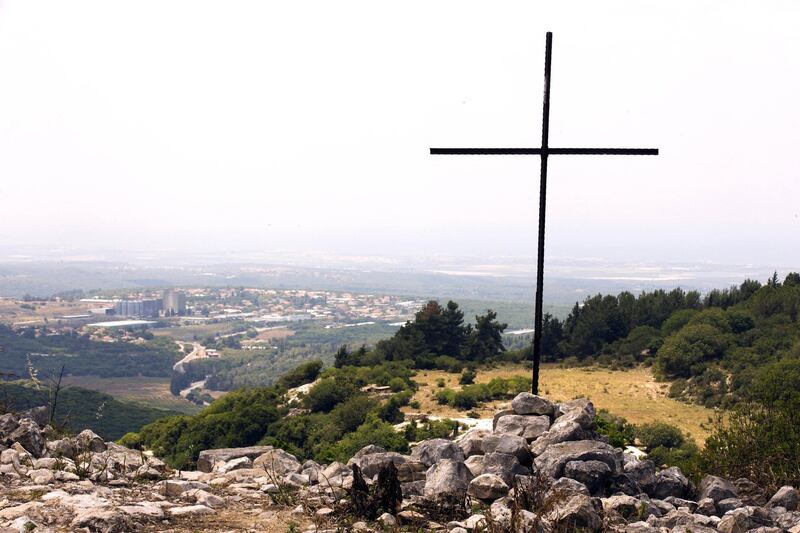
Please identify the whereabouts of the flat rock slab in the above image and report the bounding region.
[169,504,215,517]
[197,446,273,473]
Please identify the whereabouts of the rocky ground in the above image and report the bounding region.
[1,395,799,532]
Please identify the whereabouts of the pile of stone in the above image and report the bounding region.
[2,394,800,533]
[439,393,800,532]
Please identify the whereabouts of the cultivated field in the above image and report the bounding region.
[152,322,240,340]
[59,376,201,414]
[408,364,717,444]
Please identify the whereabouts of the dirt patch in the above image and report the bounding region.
[159,506,310,532]
[256,327,294,341]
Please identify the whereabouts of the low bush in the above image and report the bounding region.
[403,418,460,442]
[595,410,635,448]
[459,368,476,385]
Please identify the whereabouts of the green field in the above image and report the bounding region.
[153,322,241,341]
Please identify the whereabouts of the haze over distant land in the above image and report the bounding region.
[0,245,792,306]
[1,2,799,265]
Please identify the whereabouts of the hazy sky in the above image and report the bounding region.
[1,2,799,265]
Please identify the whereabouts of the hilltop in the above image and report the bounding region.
[2,394,799,532]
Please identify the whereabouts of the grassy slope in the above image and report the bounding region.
[407,363,716,444]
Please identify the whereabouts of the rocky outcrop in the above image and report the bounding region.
[698,474,738,503]
[767,485,799,511]
[7,418,44,458]
[349,450,407,479]
[455,428,489,457]
[2,395,799,533]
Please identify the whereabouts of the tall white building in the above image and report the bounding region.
[162,290,186,316]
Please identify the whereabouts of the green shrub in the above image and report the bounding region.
[403,418,460,442]
[376,396,405,424]
[635,422,685,451]
[668,378,687,398]
[435,388,455,405]
[304,377,357,413]
[434,355,463,373]
[701,357,800,490]
[330,395,373,433]
[388,377,407,392]
[118,432,143,450]
[278,359,323,389]
[649,440,701,480]
[320,415,409,463]
[595,410,635,448]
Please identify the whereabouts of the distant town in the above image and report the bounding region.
[0,287,428,333]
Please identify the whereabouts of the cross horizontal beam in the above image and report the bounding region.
[430,147,658,155]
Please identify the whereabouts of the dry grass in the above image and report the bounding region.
[255,327,294,341]
[406,363,716,444]
[0,299,95,325]
[148,507,309,532]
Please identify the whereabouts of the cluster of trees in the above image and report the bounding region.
[532,287,704,360]
[334,301,507,369]
[519,274,800,408]
[0,325,180,379]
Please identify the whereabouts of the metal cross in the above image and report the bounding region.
[430,32,658,395]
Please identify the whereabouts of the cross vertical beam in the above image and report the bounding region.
[532,32,553,395]
[430,32,658,395]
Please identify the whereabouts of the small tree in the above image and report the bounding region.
[465,310,507,361]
